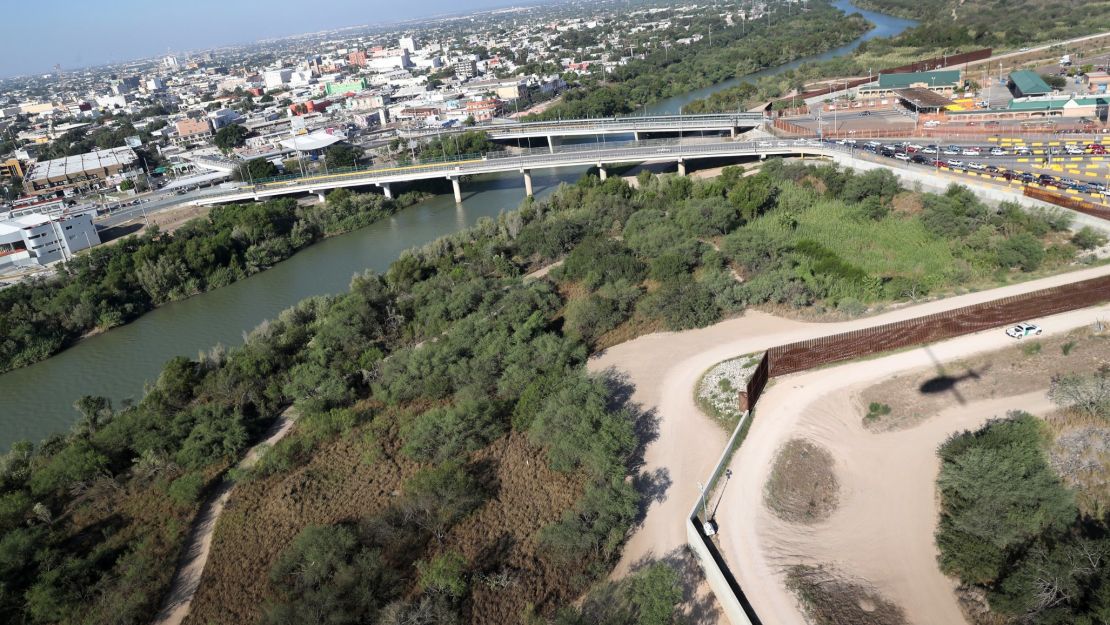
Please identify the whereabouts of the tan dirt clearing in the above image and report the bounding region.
[716,311,1110,625]
[588,263,1110,624]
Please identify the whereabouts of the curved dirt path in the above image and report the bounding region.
[588,262,1110,623]
[718,305,1110,625]
[152,409,297,625]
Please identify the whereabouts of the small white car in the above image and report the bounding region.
[943,146,962,155]
[968,162,986,170]
[963,147,983,156]
[894,152,911,161]
[990,147,1007,155]
[948,159,965,168]
[1006,323,1043,339]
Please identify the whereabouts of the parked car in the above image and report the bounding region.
[968,162,986,170]
[894,152,912,161]
[948,159,965,168]
[989,147,1007,156]
[962,147,982,156]
[1006,323,1042,339]
[943,146,962,155]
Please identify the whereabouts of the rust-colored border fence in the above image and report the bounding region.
[1024,186,1110,217]
[741,274,1110,407]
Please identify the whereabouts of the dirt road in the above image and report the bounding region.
[151,410,296,625]
[589,261,1110,623]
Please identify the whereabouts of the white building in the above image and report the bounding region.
[163,55,179,69]
[264,69,294,90]
[400,36,418,53]
[0,211,100,268]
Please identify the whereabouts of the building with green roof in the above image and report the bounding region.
[876,70,961,90]
[1007,71,1053,98]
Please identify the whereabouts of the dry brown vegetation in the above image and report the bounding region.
[859,327,1110,432]
[763,438,839,524]
[786,564,907,625]
[182,410,584,625]
[1046,408,1110,518]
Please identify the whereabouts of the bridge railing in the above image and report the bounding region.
[199,138,841,200]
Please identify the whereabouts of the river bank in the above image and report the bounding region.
[0,0,918,451]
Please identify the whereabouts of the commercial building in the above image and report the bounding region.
[856,69,961,104]
[325,78,369,96]
[264,69,294,89]
[22,146,140,197]
[0,211,100,268]
[174,118,213,145]
[1006,95,1110,120]
[400,36,418,53]
[1,159,23,182]
[1007,70,1053,98]
[454,57,478,79]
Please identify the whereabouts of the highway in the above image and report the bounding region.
[192,137,835,205]
[192,134,1110,208]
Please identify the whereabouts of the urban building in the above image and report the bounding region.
[22,146,140,197]
[1007,70,1054,98]
[263,68,294,89]
[174,118,213,145]
[454,57,478,79]
[325,78,369,96]
[0,211,100,268]
[400,36,418,54]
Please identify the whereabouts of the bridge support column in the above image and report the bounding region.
[546,135,561,153]
[316,192,326,204]
[634,130,641,142]
[597,165,607,181]
[378,183,393,199]
[677,159,686,176]
[449,176,462,203]
[522,169,533,197]
[730,126,737,139]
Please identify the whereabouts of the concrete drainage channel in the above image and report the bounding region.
[686,273,1110,624]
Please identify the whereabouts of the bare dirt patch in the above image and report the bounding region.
[786,564,907,625]
[764,439,839,524]
[859,327,1110,432]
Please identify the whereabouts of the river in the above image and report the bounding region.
[0,1,916,451]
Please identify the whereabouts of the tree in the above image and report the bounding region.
[400,462,485,541]
[325,144,360,169]
[416,551,468,596]
[235,158,278,182]
[213,123,248,152]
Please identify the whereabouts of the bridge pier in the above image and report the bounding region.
[546,135,561,153]
[677,159,686,176]
[316,192,326,204]
[448,176,462,203]
[378,183,393,199]
[522,169,533,197]
[730,127,737,139]
[634,131,640,142]
[597,165,607,181]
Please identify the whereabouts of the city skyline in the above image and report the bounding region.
[2,0,532,79]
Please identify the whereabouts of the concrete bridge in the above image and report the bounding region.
[398,113,767,150]
[193,137,835,206]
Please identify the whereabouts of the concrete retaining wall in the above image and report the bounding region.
[687,411,759,625]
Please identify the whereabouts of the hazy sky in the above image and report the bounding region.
[3,0,527,78]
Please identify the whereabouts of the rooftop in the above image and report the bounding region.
[893,87,954,110]
[1008,70,1053,96]
[877,69,961,90]
[26,146,138,182]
